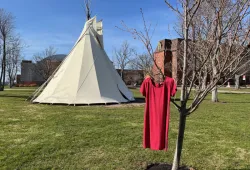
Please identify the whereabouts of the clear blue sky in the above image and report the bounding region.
[1,0,179,60]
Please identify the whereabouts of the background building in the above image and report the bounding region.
[153,38,250,85]
[19,54,67,85]
[19,54,144,86]
[153,38,183,84]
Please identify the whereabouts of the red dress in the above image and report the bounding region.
[140,77,177,150]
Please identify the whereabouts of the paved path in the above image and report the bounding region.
[217,90,250,94]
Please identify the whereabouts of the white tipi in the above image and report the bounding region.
[32,17,135,104]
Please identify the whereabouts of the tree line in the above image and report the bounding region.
[113,41,153,81]
[0,9,23,90]
[0,8,58,89]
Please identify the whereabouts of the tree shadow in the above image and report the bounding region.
[172,98,181,101]
[218,92,250,95]
[146,163,193,170]
[219,101,250,104]
[0,94,29,99]
[31,98,146,106]
[224,168,250,170]
[132,97,145,103]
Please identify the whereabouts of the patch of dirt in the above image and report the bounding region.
[146,163,195,170]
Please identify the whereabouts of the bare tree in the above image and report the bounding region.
[166,0,250,168]
[119,0,250,169]
[33,46,57,81]
[117,9,164,83]
[234,19,250,89]
[113,41,134,80]
[191,0,249,102]
[0,8,14,91]
[130,53,153,77]
[234,47,250,89]
[6,36,22,88]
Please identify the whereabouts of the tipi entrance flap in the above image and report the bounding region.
[88,32,128,102]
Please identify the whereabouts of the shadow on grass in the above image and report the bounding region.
[218,92,250,94]
[146,163,193,170]
[225,168,250,170]
[132,97,145,103]
[0,94,29,99]
[219,101,250,104]
[31,97,146,106]
[205,100,250,104]
[172,98,181,101]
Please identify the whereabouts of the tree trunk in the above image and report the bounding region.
[1,37,6,91]
[172,2,188,170]
[201,75,207,90]
[9,77,13,88]
[201,66,208,90]
[171,109,187,170]
[211,85,218,102]
[0,64,3,90]
[235,74,240,89]
[121,69,124,81]
[9,77,11,88]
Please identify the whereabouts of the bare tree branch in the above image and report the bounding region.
[113,41,135,80]
[32,46,57,81]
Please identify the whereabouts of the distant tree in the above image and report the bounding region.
[130,53,153,77]
[234,48,250,89]
[33,46,57,81]
[0,8,14,91]
[6,36,22,88]
[189,0,250,102]
[234,19,250,89]
[113,41,134,80]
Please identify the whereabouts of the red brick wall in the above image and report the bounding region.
[152,38,183,84]
[153,51,165,77]
[164,51,172,77]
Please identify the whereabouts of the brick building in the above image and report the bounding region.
[152,38,182,84]
[152,38,250,85]
[19,54,144,86]
[19,54,67,85]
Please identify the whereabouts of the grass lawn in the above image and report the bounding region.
[0,88,250,170]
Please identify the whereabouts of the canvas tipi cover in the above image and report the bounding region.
[33,17,135,104]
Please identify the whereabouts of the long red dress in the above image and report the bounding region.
[140,77,177,150]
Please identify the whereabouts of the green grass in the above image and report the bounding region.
[0,88,250,170]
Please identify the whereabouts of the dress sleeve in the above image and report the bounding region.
[140,78,148,97]
[171,79,177,97]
